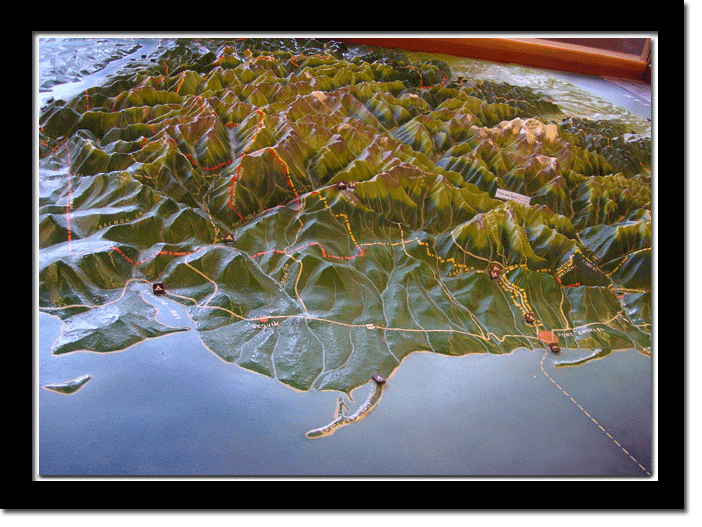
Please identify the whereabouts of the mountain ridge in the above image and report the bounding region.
[39,38,652,395]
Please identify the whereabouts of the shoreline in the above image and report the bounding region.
[37,310,651,476]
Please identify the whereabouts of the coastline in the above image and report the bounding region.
[38,309,651,476]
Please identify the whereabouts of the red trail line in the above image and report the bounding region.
[64,144,73,255]
[111,246,205,267]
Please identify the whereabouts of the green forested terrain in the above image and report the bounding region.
[39,38,652,394]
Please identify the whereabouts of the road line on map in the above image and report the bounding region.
[183,262,219,307]
[63,113,643,420]
[288,254,310,317]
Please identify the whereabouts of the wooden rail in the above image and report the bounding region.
[338,37,652,83]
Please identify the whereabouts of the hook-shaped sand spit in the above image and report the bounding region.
[306,375,386,438]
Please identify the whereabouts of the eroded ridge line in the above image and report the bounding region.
[539,350,651,475]
[65,144,74,256]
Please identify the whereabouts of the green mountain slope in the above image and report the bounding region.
[39,38,652,399]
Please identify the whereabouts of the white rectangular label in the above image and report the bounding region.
[495,188,531,205]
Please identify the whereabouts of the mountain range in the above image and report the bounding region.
[39,38,652,394]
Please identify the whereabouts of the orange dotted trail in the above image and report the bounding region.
[250,242,364,262]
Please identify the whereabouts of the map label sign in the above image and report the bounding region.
[495,188,531,205]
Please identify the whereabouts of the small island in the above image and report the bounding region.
[42,374,93,395]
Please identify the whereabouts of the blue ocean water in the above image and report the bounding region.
[38,307,651,476]
[36,37,653,477]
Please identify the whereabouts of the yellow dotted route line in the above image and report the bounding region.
[605,249,650,278]
[97,174,650,474]
[313,191,360,249]
[497,264,540,320]
[607,254,629,277]
[310,192,482,277]
[539,350,651,476]
[411,236,470,273]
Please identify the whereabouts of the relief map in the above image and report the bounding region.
[37,37,652,474]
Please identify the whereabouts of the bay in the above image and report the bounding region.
[38,300,651,477]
